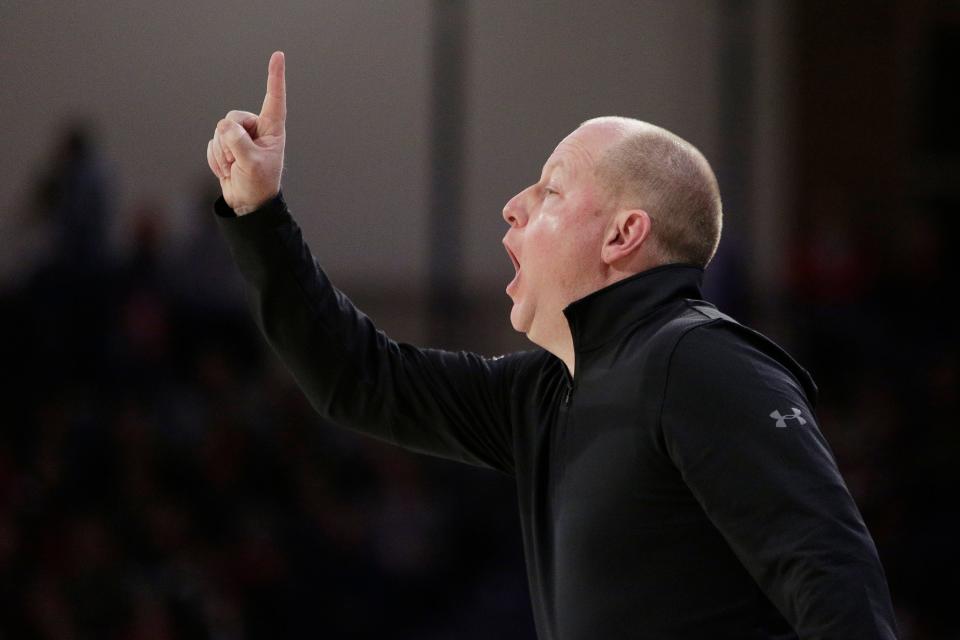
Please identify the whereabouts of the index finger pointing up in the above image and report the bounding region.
[259,51,286,127]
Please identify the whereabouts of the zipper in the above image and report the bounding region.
[553,367,575,509]
[561,359,576,405]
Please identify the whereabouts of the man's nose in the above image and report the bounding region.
[502,188,528,227]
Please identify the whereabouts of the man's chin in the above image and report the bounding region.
[509,303,531,334]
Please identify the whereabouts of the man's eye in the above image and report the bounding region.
[544,187,558,196]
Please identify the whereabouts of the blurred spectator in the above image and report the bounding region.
[33,122,111,275]
[0,122,532,639]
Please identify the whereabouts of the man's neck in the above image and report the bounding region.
[531,268,654,378]
[553,338,576,378]
[528,317,576,378]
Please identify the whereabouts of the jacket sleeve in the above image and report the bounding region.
[659,322,899,639]
[213,192,523,475]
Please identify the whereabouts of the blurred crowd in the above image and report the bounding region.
[0,124,955,639]
[0,126,533,639]
[784,191,958,638]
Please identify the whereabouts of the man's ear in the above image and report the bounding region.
[601,209,653,266]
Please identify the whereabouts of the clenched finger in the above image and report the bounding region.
[212,124,235,164]
[226,110,259,133]
[207,139,223,179]
[211,133,231,177]
[218,118,258,166]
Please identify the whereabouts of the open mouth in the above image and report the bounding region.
[504,243,521,295]
[505,245,520,274]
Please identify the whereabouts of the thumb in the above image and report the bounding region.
[217,119,258,166]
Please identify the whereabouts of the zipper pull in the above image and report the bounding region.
[564,384,572,405]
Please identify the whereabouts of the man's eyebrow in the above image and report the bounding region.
[541,158,566,179]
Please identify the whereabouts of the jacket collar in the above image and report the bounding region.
[562,263,704,353]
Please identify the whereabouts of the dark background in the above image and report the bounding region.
[0,1,956,638]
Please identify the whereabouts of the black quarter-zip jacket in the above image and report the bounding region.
[215,193,899,639]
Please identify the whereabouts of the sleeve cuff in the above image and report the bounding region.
[213,191,289,223]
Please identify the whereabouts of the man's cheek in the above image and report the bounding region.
[540,209,565,235]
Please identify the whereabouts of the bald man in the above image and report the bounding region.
[207,53,898,639]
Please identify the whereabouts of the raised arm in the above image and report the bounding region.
[205,53,527,474]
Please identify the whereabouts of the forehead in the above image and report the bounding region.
[542,123,623,177]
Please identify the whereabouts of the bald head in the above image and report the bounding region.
[583,117,723,269]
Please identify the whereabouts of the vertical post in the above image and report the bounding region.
[750,0,793,333]
[709,0,756,319]
[716,0,794,333]
[428,0,468,346]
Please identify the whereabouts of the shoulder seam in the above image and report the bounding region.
[654,318,724,445]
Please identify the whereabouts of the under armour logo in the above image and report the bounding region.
[770,408,807,428]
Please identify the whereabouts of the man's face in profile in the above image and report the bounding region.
[501,123,620,345]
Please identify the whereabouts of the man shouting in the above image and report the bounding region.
[206,52,898,639]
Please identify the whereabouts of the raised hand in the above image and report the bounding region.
[207,51,286,215]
